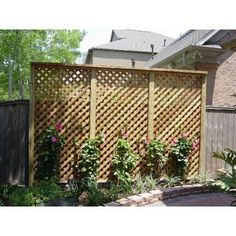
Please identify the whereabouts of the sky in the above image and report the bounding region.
[80,29,186,53]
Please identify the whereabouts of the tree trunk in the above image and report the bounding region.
[8,63,13,99]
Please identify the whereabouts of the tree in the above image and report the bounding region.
[0,30,85,100]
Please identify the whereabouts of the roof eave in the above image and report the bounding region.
[89,47,157,54]
[149,45,225,68]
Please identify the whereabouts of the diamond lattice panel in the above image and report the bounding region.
[153,72,202,175]
[34,65,91,180]
[95,69,149,180]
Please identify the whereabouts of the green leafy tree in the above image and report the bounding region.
[0,30,85,100]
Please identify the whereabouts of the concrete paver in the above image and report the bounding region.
[148,192,236,206]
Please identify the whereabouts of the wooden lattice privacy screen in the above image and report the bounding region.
[29,63,207,184]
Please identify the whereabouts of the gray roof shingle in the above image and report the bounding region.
[92,29,175,53]
[145,30,219,67]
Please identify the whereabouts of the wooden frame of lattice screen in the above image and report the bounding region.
[29,63,207,185]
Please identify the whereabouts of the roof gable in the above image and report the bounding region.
[92,29,175,53]
[145,30,218,67]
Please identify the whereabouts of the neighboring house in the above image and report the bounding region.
[85,29,174,67]
[146,30,236,107]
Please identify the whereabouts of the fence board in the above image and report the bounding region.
[205,107,236,176]
[0,100,29,184]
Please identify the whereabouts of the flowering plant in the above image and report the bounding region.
[36,123,64,180]
[144,138,167,177]
[112,133,138,186]
[75,133,104,189]
[170,132,199,179]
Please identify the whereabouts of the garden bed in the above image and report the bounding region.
[104,184,211,206]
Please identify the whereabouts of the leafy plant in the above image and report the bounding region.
[145,175,157,191]
[6,179,64,206]
[112,138,138,186]
[133,174,147,194]
[36,123,64,180]
[213,148,236,175]
[0,199,4,206]
[145,139,167,177]
[159,175,181,188]
[33,178,64,201]
[132,174,157,194]
[75,134,103,189]
[211,148,236,191]
[169,133,198,179]
[186,171,212,184]
[86,180,106,206]
[0,184,21,205]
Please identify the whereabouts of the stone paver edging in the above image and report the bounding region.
[103,184,210,206]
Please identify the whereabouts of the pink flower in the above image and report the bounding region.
[181,132,188,138]
[51,136,58,143]
[120,129,125,135]
[120,129,128,139]
[193,139,199,145]
[122,132,128,139]
[192,143,197,151]
[144,136,150,145]
[191,139,199,151]
[55,123,62,132]
[171,138,178,146]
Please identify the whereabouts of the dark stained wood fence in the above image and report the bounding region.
[205,106,236,176]
[0,100,29,185]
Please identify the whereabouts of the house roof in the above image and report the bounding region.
[145,30,220,67]
[91,29,175,53]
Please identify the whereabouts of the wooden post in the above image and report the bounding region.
[28,64,35,186]
[90,69,97,138]
[148,72,155,140]
[199,74,207,174]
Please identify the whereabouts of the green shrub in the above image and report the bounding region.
[75,134,103,190]
[0,184,21,205]
[33,178,64,201]
[145,139,167,177]
[170,133,198,179]
[7,179,63,206]
[36,123,64,180]
[8,187,42,206]
[112,138,138,186]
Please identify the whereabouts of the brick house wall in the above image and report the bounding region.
[196,50,236,107]
[213,50,236,107]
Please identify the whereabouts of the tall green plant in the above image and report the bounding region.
[145,139,167,177]
[170,132,198,179]
[75,134,103,188]
[112,138,138,186]
[36,123,64,180]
